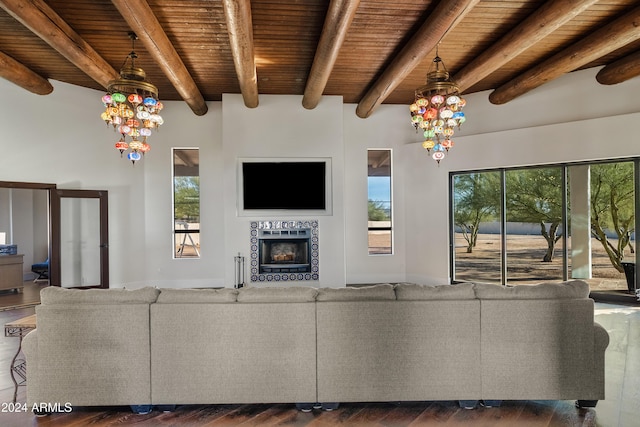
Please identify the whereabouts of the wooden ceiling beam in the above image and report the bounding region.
[222,0,258,108]
[0,0,118,88]
[110,0,208,116]
[596,50,640,85]
[355,0,480,119]
[0,50,53,95]
[454,0,598,93]
[302,0,361,110]
[489,5,640,105]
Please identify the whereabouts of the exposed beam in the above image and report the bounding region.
[0,0,118,88]
[0,50,53,95]
[175,150,195,168]
[596,49,640,85]
[489,6,640,105]
[355,0,480,119]
[222,0,258,108]
[302,0,361,110]
[454,0,598,93]
[110,0,208,116]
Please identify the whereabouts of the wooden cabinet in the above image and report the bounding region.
[0,254,24,292]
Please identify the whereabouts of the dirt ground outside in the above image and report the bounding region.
[369,231,633,292]
[454,233,631,292]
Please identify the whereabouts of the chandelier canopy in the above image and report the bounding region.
[100,32,164,164]
[410,52,466,164]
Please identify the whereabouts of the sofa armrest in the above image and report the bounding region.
[588,321,609,401]
[594,322,610,352]
[22,328,37,352]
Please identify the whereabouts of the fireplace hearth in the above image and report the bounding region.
[250,220,319,282]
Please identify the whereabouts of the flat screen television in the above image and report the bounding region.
[239,159,331,214]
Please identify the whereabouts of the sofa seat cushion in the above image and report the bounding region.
[474,280,590,299]
[157,288,238,303]
[40,286,160,304]
[395,283,475,300]
[316,284,395,301]
[237,286,318,302]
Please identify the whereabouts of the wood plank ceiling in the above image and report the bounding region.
[0,0,639,118]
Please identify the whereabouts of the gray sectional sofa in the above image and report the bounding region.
[23,280,608,414]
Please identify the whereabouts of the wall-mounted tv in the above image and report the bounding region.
[238,158,332,215]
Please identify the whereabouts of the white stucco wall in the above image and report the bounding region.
[221,94,347,287]
[402,68,640,285]
[0,66,638,288]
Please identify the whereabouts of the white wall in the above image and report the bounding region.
[403,68,640,285]
[138,101,224,288]
[9,190,34,273]
[222,94,347,287]
[0,188,47,277]
[0,80,224,286]
[343,104,414,284]
[1,66,638,288]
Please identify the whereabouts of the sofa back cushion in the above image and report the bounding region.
[40,286,160,304]
[151,302,318,404]
[237,286,318,302]
[316,284,396,301]
[157,288,238,303]
[395,283,475,300]
[33,303,154,406]
[473,280,590,299]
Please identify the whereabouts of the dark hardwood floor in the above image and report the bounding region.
[0,283,638,426]
[0,280,45,312]
[0,394,601,427]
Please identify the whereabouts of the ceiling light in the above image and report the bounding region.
[100,32,164,165]
[410,50,466,165]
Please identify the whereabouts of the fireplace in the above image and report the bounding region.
[259,229,310,273]
[250,220,319,282]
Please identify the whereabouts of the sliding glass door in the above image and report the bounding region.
[451,159,636,291]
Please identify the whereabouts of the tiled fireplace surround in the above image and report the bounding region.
[250,220,319,283]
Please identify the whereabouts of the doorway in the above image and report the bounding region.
[0,182,109,292]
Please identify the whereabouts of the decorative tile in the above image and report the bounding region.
[250,219,319,283]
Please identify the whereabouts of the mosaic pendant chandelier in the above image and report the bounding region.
[410,50,466,165]
[100,32,164,165]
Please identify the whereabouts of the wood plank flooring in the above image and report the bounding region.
[0,395,601,427]
[0,284,638,426]
[0,280,45,312]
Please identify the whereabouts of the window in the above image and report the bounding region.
[452,171,501,283]
[505,167,565,283]
[173,148,200,258]
[368,149,392,255]
[451,159,637,291]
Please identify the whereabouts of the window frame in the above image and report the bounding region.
[449,157,640,286]
[172,147,200,259]
[367,149,393,255]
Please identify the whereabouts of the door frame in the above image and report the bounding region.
[0,181,109,288]
[51,189,109,288]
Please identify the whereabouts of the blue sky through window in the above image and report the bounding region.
[368,176,390,201]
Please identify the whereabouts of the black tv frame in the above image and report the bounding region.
[237,157,332,216]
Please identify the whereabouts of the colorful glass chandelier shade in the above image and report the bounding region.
[100,33,163,165]
[410,52,466,164]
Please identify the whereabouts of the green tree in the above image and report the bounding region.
[590,162,635,272]
[174,176,200,221]
[506,168,563,262]
[453,172,500,253]
[368,200,389,221]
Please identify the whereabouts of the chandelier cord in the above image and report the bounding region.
[121,32,139,70]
